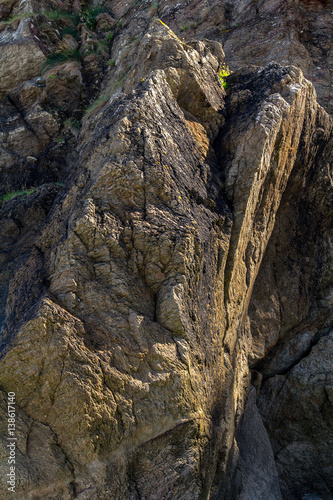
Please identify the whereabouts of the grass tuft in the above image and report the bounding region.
[83,95,110,119]
[0,11,34,28]
[1,189,36,203]
[44,10,80,27]
[42,48,82,73]
[80,5,109,30]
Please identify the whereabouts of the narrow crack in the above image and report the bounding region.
[132,475,143,500]
[260,326,332,381]
[4,397,78,498]
[278,327,332,376]
[50,354,66,406]
[6,95,41,141]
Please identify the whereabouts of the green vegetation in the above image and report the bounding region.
[38,6,115,73]
[1,5,113,43]
[219,64,232,89]
[66,119,81,129]
[108,59,115,67]
[43,10,80,25]
[59,24,80,40]
[83,94,110,119]
[39,10,80,41]
[1,189,36,203]
[220,26,231,33]
[80,5,109,30]
[181,25,189,31]
[0,12,33,28]
[149,2,159,16]
[84,69,130,119]
[42,48,82,73]
[43,6,108,32]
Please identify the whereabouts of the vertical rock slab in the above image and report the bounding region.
[258,332,333,499]
[212,65,332,495]
[0,29,230,499]
[218,387,282,500]
[247,107,333,498]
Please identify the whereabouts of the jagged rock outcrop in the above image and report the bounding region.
[148,0,333,116]
[0,1,332,499]
[0,18,46,100]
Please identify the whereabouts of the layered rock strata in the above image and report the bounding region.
[0,2,332,499]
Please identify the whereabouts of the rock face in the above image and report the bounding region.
[153,0,333,116]
[221,387,282,500]
[0,19,46,100]
[0,1,332,499]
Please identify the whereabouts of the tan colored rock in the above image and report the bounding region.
[59,33,79,51]
[0,30,229,498]
[8,77,44,110]
[41,61,83,113]
[0,5,331,500]
[0,47,331,498]
[95,12,116,31]
[125,19,225,140]
[0,19,45,99]
[220,64,316,353]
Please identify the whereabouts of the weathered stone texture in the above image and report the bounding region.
[0,19,46,100]
[0,1,332,499]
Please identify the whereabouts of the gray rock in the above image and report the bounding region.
[217,387,282,500]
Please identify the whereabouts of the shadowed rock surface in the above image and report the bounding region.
[0,1,332,499]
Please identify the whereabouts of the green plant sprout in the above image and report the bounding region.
[219,64,232,89]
